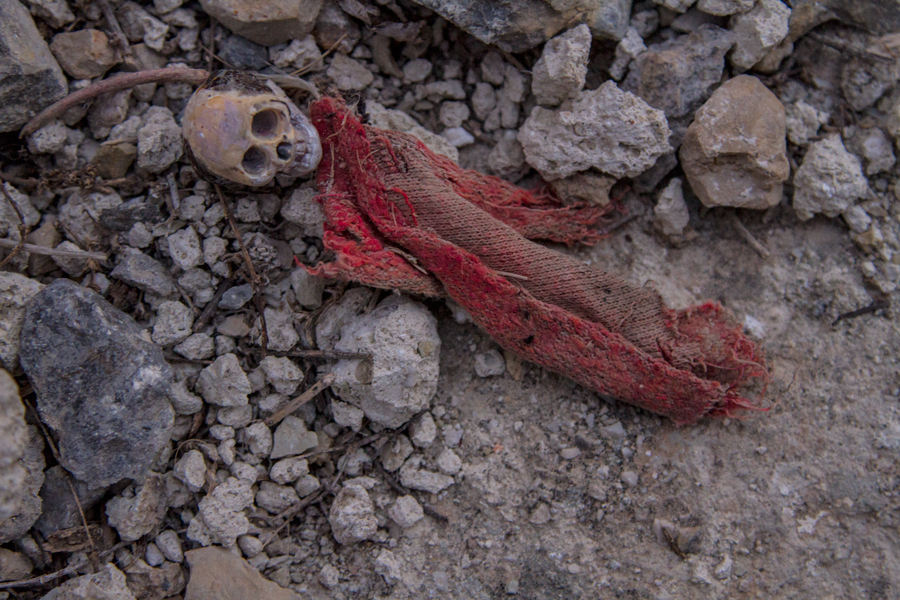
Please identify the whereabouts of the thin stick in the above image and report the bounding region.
[0,540,131,590]
[730,213,770,259]
[0,182,29,269]
[192,276,234,333]
[0,238,107,261]
[274,349,372,360]
[264,373,336,427]
[214,184,268,353]
[97,0,133,62]
[21,67,210,136]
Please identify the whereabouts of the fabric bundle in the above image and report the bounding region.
[307,97,767,425]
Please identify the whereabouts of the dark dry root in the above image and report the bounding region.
[20,67,211,137]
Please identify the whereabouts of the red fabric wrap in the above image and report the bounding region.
[307,97,767,425]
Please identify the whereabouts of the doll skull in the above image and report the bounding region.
[182,72,321,187]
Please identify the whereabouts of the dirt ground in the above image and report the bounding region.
[347,204,900,600]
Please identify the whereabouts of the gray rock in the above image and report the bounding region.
[173,333,215,361]
[487,134,526,181]
[27,121,68,155]
[436,448,462,475]
[848,127,896,175]
[729,0,791,72]
[441,127,475,148]
[793,134,870,220]
[327,54,374,91]
[269,457,309,484]
[174,449,207,492]
[609,26,647,81]
[0,273,44,372]
[403,58,433,83]
[198,0,322,47]
[471,83,497,121]
[474,349,505,378]
[124,558,186,600]
[258,306,299,352]
[0,370,27,522]
[111,251,178,298]
[315,287,374,351]
[271,415,319,459]
[294,474,320,497]
[531,24,591,107]
[410,0,630,52]
[697,0,754,14]
[0,422,43,543]
[186,477,253,547]
[218,284,254,311]
[259,356,304,395]
[409,412,436,448]
[654,178,690,236]
[218,35,268,70]
[197,353,251,406]
[32,465,104,538]
[99,199,163,233]
[255,481,299,514]
[280,188,326,237]
[58,190,123,247]
[40,563,136,600]
[519,81,671,180]
[623,25,734,120]
[167,227,202,271]
[331,296,440,428]
[152,301,194,347]
[439,101,470,128]
[843,205,872,233]
[270,35,322,70]
[679,75,790,209]
[785,100,829,147]
[244,421,272,456]
[329,484,377,545]
[389,495,424,528]
[20,280,174,489]
[105,473,166,542]
[379,434,413,472]
[290,269,325,309]
[24,0,76,28]
[840,53,900,112]
[184,546,304,600]
[399,455,454,494]
[137,107,183,173]
[787,0,900,38]
[0,0,67,133]
[155,530,183,563]
[365,101,459,162]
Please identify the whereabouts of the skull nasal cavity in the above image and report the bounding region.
[241,147,267,173]
[251,109,280,137]
[276,142,292,160]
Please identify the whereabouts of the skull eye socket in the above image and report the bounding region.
[241,147,267,174]
[251,109,280,138]
[276,142,292,160]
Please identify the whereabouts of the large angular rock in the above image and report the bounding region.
[49,29,118,79]
[623,25,734,120]
[679,75,790,209]
[328,484,377,545]
[410,0,631,52]
[0,0,67,133]
[331,296,440,429]
[185,546,304,600]
[792,134,869,220]
[198,0,324,46]
[19,280,174,489]
[519,81,671,180]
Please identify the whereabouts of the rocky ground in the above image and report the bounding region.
[0,0,899,598]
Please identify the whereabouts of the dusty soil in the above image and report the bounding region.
[356,205,900,599]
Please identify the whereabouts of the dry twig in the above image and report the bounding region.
[264,373,336,427]
[730,213,770,259]
[21,67,209,137]
[0,181,31,270]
